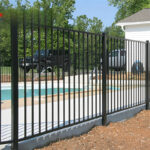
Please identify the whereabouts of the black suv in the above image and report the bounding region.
[19,50,70,73]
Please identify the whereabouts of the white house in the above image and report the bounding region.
[116,8,150,72]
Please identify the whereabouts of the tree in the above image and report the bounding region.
[35,0,75,27]
[74,15,103,33]
[105,24,125,51]
[89,17,103,33]
[0,0,12,10]
[74,15,89,31]
[0,0,76,64]
[104,24,124,38]
[108,0,150,22]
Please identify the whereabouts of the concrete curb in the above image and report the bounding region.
[2,104,146,150]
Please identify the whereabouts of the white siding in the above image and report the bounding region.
[125,24,149,72]
[126,41,146,72]
[125,24,150,42]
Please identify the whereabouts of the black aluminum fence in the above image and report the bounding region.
[0,10,150,149]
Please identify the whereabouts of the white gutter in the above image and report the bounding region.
[116,21,150,27]
[120,25,125,32]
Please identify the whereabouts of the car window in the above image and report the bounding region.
[34,50,49,56]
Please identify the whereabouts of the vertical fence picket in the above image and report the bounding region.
[73,31,76,123]
[146,41,149,110]
[44,9,48,132]
[23,8,27,138]
[31,9,34,136]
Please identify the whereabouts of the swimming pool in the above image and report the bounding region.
[1,88,81,101]
[108,86,120,90]
[1,86,120,101]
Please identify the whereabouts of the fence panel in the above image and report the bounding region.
[14,9,103,143]
[107,37,146,115]
[0,11,12,146]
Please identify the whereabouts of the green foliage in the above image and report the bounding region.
[74,15,103,33]
[0,0,76,64]
[108,0,150,22]
[89,17,103,33]
[105,24,124,38]
[35,0,75,27]
[0,0,12,10]
[0,26,11,65]
[74,15,89,31]
[0,0,103,68]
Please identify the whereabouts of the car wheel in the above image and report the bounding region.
[37,65,44,73]
[20,67,30,73]
[47,67,52,72]
[132,61,144,74]
[25,67,30,73]
[64,63,69,72]
[122,64,126,71]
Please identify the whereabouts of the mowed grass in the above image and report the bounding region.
[1,66,11,75]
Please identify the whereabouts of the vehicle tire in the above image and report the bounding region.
[20,67,30,73]
[37,65,44,73]
[98,65,102,71]
[114,68,120,71]
[64,63,69,72]
[47,67,52,72]
[122,64,126,71]
[132,61,144,74]
[25,67,30,73]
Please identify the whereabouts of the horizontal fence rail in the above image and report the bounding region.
[0,9,150,149]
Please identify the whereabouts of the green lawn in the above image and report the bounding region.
[1,66,11,75]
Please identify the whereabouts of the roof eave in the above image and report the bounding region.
[116,21,150,27]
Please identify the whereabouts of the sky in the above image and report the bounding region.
[9,0,118,28]
[73,0,118,28]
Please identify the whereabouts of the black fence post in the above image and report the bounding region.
[146,40,149,110]
[11,12,18,149]
[102,33,108,125]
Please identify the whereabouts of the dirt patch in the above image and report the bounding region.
[36,110,150,150]
[1,74,63,82]
[94,72,146,80]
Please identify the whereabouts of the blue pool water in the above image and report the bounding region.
[1,88,81,101]
[108,87,120,90]
[1,86,120,101]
